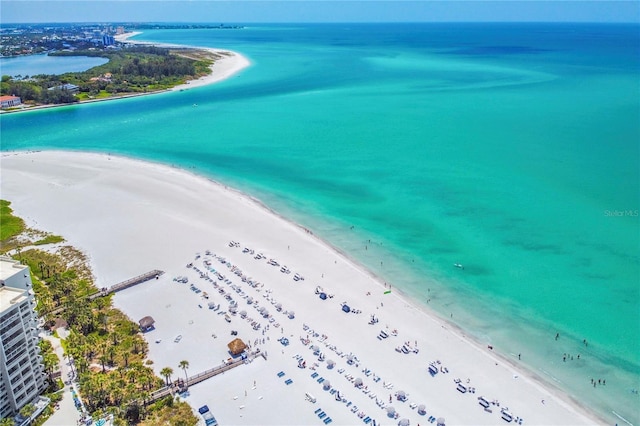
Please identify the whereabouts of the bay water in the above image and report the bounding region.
[0,54,108,77]
[1,23,638,424]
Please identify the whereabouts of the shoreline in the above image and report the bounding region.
[0,31,250,115]
[1,150,606,426]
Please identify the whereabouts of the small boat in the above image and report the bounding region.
[453,263,464,269]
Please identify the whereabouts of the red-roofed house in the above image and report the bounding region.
[0,95,22,109]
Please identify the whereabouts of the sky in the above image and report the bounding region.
[1,0,638,24]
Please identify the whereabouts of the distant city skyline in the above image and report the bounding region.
[2,0,638,24]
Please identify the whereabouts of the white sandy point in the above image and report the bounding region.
[115,31,251,91]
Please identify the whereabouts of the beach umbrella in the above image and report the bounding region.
[342,304,351,313]
[386,406,396,417]
[436,418,445,426]
[227,338,247,355]
[398,419,410,426]
[354,377,363,387]
[397,390,406,400]
[417,404,426,415]
[138,316,155,331]
[326,360,335,369]
[323,381,331,390]
[288,311,295,319]
[319,292,327,300]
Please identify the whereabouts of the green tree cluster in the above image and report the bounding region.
[1,46,212,105]
[1,200,197,425]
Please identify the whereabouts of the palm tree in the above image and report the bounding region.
[43,352,60,384]
[178,360,189,390]
[160,367,173,386]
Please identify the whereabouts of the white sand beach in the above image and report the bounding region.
[114,31,251,91]
[1,151,603,426]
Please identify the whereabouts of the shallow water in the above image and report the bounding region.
[1,23,638,423]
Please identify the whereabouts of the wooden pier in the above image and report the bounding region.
[88,269,165,299]
[47,270,164,316]
[146,350,266,404]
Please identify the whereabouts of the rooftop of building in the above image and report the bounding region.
[0,286,27,312]
[0,256,28,282]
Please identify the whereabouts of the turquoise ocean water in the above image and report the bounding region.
[1,23,638,423]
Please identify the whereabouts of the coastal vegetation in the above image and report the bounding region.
[0,200,198,425]
[0,199,25,240]
[1,45,213,106]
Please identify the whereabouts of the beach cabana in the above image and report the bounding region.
[275,303,282,311]
[326,359,335,369]
[417,404,426,415]
[354,377,363,387]
[398,419,410,426]
[229,305,238,314]
[342,304,351,313]
[227,338,247,356]
[397,390,406,401]
[239,310,247,318]
[386,406,396,417]
[436,418,445,426]
[323,380,331,390]
[288,311,295,319]
[138,316,155,332]
[319,292,327,300]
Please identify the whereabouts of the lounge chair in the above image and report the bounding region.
[285,379,293,385]
[318,412,326,419]
[277,371,285,377]
[311,372,319,378]
[315,408,322,415]
[324,418,333,424]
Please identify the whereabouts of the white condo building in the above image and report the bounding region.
[0,257,46,418]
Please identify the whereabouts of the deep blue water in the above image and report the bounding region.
[1,23,638,423]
